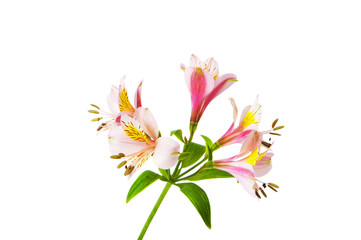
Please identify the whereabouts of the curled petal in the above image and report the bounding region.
[254,152,273,177]
[239,130,262,157]
[135,107,159,140]
[134,81,143,108]
[153,137,180,169]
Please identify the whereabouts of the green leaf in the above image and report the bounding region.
[178,152,191,161]
[177,183,211,229]
[201,135,213,161]
[158,168,169,181]
[181,142,205,168]
[183,168,233,181]
[126,171,160,203]
[170,129,184,143]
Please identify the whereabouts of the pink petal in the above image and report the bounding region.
[134,107,159,140]
[238,130,262,157]
[216,162,256,197]
[153,137,180,169]
[134,80,143,108]
[202,73,237,110]
[254,152,273,177]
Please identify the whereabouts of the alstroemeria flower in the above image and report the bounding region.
[90,76,143,132]
[108,107,180,177]
[213,136,276,198]
[181,54,237,128]
[215,97,262,148]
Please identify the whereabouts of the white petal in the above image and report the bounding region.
[153,137,180,169]
[134,107,159,140]
[107,85,120,115]
[108,125,148,155]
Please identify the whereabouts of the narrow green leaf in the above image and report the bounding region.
[181,142,205,168]
[183,168,233,181]
[201,135,213,161]
[177,183,211,229]
[170,129,184,143]
[158,168,168,178]
[126,171,160,203]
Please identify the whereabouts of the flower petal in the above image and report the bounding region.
[254,152,273,177]
[134,107,159,140]
[202,57,219,79]
[153,137,180,169]
[238,130,262,157]
[239,96,262,131]
[108,124,148,156]
[107,85,120,115]
[134,80,143,108]
[190,54,202,68]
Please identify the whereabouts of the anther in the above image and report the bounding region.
[117,161,127,169]
[261,141,271,148]
[88,110,99,114]
[91,117,103,122]
[255,190,261,199]
[124,165,134,176]
[90,104,100,110]
[260,188,267,198]
[263,183,267,188]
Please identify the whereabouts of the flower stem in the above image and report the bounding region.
[137,182,172,240]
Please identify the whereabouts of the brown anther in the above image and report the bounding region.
[270,132,281,136]
[272,119,278,128]
[260,188,267,198]
[268,183,279,188]
[97,126,103,131]
[255,190,261,199]
[268,184,278,192]
[90,104,100,110]
[273,126,284,131]
[110,155,122,159]
[263,183,267,188]
[261,141,272,148]
[124,165,134,176]
[117,161,127,169]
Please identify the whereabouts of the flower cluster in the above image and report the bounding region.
[89,54,284,239]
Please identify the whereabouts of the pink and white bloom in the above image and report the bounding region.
[108,107,180,177]
[92,76,143,132]
[181,54,237,126]
[213,138,275,198]
[215,97,262,148]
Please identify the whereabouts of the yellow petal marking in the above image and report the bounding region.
[119,88,135,112]
[245,148,259,166]
[241,105,261,130]
[123,122,150,143]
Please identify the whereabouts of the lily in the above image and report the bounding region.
[215,97,262,148]
[89,76,143,132]
[108,107,180,177]
[181,54,237,131]
[213,136,277,198]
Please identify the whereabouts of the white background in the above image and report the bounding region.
[1,1,360,239]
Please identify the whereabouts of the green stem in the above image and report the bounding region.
[172,128,196,178]
[137,182,172,240]
[176,157,207,180]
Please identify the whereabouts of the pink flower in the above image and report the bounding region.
[91,76,143,132]
[108,107,180,177]
[213,136,276,198]
[181,54,237,127]
[215,97,262,148]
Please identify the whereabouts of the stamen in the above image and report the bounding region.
[110,153,125,159]
[261,141,271,148]
[272,118,278,128]
[90,104,100,110]
[117,161,127,169]
[88,110,99,114]
[124,165,134,176]
[273,126,284,131]
[259,188,267,198]
[91,117,103,122]
[255,189,261,199]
